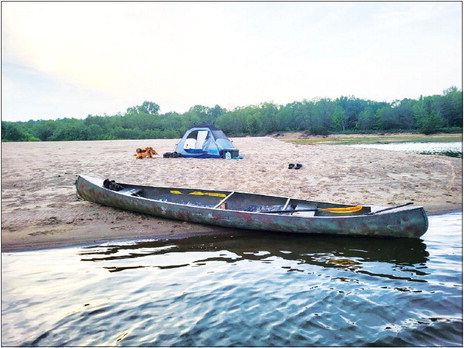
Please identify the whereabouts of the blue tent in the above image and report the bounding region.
[174,124,239,158]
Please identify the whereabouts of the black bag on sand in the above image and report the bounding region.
[163,152,182,158]
[103,179,123,191]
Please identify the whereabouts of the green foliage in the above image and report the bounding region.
[2,88,462,142]
[413,96,447,134]
[331,106,348,131]
[417,111,446,135]
[420,150,462,158]
[1,122,39,142]
[126,101,160,115]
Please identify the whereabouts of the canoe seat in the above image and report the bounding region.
[292,211,316,217]
[291,204,317,217]
[120,188,143,197]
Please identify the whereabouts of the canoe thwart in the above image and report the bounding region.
[120,188,143,197]
[214,192,235,209]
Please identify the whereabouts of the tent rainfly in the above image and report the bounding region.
[174,124,239,158]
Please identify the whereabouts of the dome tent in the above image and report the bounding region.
[174,123,239,158]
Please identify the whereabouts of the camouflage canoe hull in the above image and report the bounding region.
[75,175,428,238]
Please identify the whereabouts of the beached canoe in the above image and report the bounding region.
[75,175,428,238]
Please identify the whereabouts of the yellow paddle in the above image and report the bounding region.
[319,205,363,213]
[262,205,363,214]
[170,190,227,198]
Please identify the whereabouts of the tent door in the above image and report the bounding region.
[184,138,196,149]
[195,131,208,149]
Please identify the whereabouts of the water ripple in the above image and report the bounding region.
[2,213,462,346]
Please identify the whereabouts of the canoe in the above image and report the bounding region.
[75,175,428,238]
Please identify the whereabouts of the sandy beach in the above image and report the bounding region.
[2,136,462,251]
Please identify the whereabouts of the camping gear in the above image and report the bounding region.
[76,175,428,238]
[174,124,239,158]
[163,152,182,158]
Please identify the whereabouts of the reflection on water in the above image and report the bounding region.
[2,213,462,346]
[80,232,429,280]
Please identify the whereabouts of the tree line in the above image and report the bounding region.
[2,87,462,142]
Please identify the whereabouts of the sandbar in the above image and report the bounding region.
[2,136,462,251]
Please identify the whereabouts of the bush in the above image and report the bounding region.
[1,122,39,142]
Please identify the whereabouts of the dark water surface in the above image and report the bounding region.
[2,212,462,346]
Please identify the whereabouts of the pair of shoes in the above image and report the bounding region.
[288,163,303,170]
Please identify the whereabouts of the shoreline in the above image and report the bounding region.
[2,223,236,253]
[2,209,462,253]
[2,136,462,252]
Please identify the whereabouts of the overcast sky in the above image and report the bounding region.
[2,2,462,121]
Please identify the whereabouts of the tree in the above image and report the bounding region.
[283,101,310,130]
[1,122,39,141]
[439,87,463,127]
[312,98,334,134]
[394,99,416,130]
[376,105,402,130]
[34,120,58,141]
[336,96,366,130]
[216,107,248,135]
[259,102,279,134]
[210,104,226,120]
[331,106,348,131]
[356,108,377,130]
[413,97,446,134]
[86,124,104,140]
[245,112,263,134]
[2,88,462,142]
[417,110,446,134]
[126,101,160,115]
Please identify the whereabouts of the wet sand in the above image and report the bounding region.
[2,136,462,251]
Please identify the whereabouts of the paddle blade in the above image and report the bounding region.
[320,205,363,213]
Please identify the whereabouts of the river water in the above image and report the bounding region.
[2,212,462,346]
[348,141,462,153]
